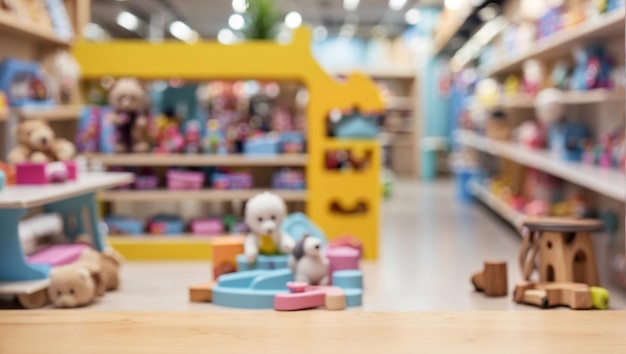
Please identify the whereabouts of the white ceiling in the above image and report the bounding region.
[91,0,443,39]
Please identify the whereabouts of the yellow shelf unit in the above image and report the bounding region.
[74,27,384,260]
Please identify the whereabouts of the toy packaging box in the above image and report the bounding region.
[75,105,101,152]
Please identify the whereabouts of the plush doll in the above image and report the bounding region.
[78,248,122,295]
[47,265,97,308]
[106,78,151,153]
[288,234,329,285]
[8,119,76,164]
[244,191,295,263]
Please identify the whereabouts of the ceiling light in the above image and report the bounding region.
[228,13,245,30]
[232,0,247,13]
[285,11,302,29]
[170,21,198,43]
[405,8,421,25]
[445,0,461,10]
[116,11,139,31]
[344,0,359,11]
[313,26,327,41]
[217,28,237,44]
[388,0,407,11]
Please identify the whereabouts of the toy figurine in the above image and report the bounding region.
[204,119,226,154]
[288,234,329,286]
[155,108,184,153]
[105,78,151,153]
[243,191,295,264]
[184,120,202,154]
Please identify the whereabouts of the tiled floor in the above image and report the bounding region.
[4,178,625,310]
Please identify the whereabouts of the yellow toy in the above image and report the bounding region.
[74,27,383,259]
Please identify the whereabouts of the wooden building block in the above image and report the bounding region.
[212,236,245,279]
[512,282,606,310]
[189,281,215,303]
[471,259,508,297]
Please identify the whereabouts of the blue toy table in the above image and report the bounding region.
[0,172,133,308]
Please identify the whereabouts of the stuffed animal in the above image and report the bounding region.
[244,191,295,263]
[78,248,122,295]
[288,234,329,285]
[47,265,97,308]
[106,78,151,153]
[8,120,76,164]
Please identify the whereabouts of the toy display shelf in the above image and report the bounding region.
[14,105,82,122]
[501,89,625,109]
[0,10,72,48]
[384,96,414,110]
[484,8,625,77]
[456,130,626,201]
[101,189,307,202]
[468,180,525,230]
[107,235,235,260]
[85,153,308,167]
[74,27,384,260]
[0,172,133,208]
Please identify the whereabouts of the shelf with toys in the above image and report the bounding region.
[86,153,307,167]
[14,104,82,122]
[100,189,307,203]
[73,27,384,260]
[468,180,525,228]
[456,130,626,202]
[501,89,625,109]
[0,7,72,47]
[484,7,625,77]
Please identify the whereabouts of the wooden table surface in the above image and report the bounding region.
[1,311,625,353]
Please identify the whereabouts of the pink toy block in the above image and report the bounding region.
[166,170,205,190]
[27,244,89,267]
[327,246,360,284]
[15,161,77,185]
[329,235,363,258]
[274,281,346,311]
[191,218,224,236]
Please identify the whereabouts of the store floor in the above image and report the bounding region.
[4,179,625,311]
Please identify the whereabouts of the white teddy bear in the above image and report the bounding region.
[244,191,295,264]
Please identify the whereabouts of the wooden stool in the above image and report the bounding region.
[520,217,603,286]
[471,259,508,297]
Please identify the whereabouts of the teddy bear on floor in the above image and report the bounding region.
[106,78,151,153]
[8,119,75,164]
[47,264,98,308]
[244,191,295,263]
[78,247,123,295]
[289,234,329,285]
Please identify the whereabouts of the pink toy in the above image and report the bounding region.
[134,175,158,190]
[326,246,360,283]
[166,170,205,190]
[27,244,89,267]
[329,235,363,258]
[274,281,346,311]
[15,160,77,185]
[191,218,224,236]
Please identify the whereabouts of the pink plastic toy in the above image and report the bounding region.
[326,246,360,284]
[329,235,363,258]
[274,281,346,311]
[191,218,224,236]
[27,244,89,267]
[15,160,77,185]
[166,170,205,190]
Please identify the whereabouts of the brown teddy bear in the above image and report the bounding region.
[106,78,152,153]
[47,265,97,308]
[78,248,123,295]
[8,119,76,164]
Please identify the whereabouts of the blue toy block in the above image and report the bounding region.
[148,214,184,235]
[332,270,364,307]
[237,254,289,271]
[244,135,280,155]
[280,212,327,244]
[212,269,293,309]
